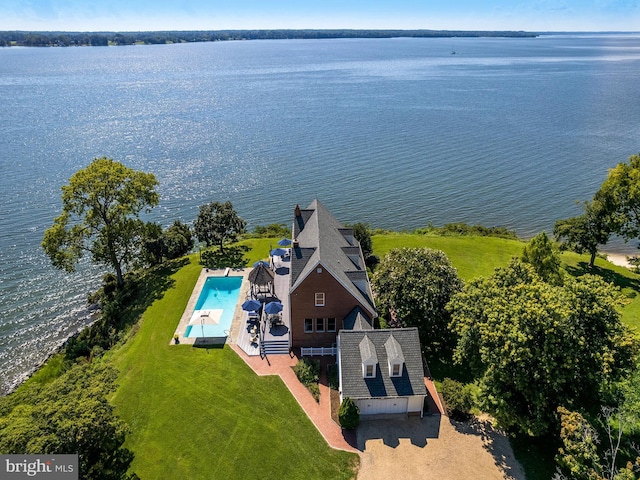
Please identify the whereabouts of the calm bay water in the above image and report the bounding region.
[1,35,640,393]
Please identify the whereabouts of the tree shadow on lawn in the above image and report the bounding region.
[200,244,250,269]
[120,257,189,327]
[565,262,640,294]
[357,416,441,450]
[449,416,527,480]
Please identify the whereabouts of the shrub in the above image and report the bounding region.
[327,363,339,390]
[440,378,475,420]
[338,397,360,430]
[251,223,291,238]
[293,358,321,402]
[414,222,518,240]
[293,358,320,385]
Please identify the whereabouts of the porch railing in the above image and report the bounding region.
[301,346,337,357]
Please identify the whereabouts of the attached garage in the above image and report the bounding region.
[357,397,408,415]
[338,328,428,417]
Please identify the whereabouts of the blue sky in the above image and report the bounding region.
[1,1,639,32]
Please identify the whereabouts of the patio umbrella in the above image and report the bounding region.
[277,238,292,247]
[264,301,283,315]
[270,248,287,257]
[253,260,269,268]
[241,299,261,312]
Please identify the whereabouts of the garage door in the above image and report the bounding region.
[358,397,408,415]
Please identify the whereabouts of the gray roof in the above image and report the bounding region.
[342,306,373,331]
[290,200,376,317]
[359,336,378,364]
[338,328,427,399]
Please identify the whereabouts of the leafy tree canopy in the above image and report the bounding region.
[554,199,614,269]
[597,153,640,241]
[555,406,640,480]
[193,201,246,252]
[349,222,373,258]
[141,220,193,266]
[42,157,159,286]
[372,247,463,353]
[449,260,638,435]
[0,362,136,479]
[521,231,563,284]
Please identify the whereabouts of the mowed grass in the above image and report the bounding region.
[108,233,638,480]
[110,254,357,480]
[372,233,525,281]
[373,233,640,330]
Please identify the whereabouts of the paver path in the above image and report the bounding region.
[230,345,358,452]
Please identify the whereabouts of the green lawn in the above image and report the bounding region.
[110,255,357,480]
[94,233,640,479]
[372,233,524,281]
[372,233,640,330]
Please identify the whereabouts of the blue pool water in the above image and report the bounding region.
[185,276,242,338]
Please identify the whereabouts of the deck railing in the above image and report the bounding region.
[300,346,337,357]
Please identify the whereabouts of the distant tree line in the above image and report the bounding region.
[0,29,537,47]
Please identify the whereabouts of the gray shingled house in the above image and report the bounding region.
[337,327,428,416]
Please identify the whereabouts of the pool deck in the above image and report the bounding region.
[172,268,251,346]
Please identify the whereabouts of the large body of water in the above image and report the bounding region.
[1,35,639,393]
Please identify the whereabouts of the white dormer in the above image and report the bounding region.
[384,335,405,377]
[359,335,378,378]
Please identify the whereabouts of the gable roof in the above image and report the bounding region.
[342,306,373,331]
[338,328,427,399]
[290,199,376,317]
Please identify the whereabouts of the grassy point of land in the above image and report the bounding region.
[110,254,357,480]
[372,233,525,281]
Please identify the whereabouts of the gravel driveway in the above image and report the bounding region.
[357,414,525,480]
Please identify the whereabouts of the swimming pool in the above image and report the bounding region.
[185,276,242,338]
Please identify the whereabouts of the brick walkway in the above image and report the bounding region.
[230,344,359,453]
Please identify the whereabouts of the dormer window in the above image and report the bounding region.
[359,335,378,379]
[385,335,405,378]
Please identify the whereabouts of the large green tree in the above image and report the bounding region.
[554,199,614,269]
[555,406,640,480]
[350,222,373,258]
[597,153,640,241]
[42,157,159,287]
[521,231,563,284]
[0,362,136,480]
[372,248,463,353]
[193,201,246,253]
[141,220,193,266]
[449,260,637,435]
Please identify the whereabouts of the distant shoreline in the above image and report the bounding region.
[0,29,540,47]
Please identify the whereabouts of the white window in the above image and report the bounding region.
[391,363,402,377]
[304,318,313,333]
[365,364,375,378]
[316,318,325,332]
[315,292,325,306]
